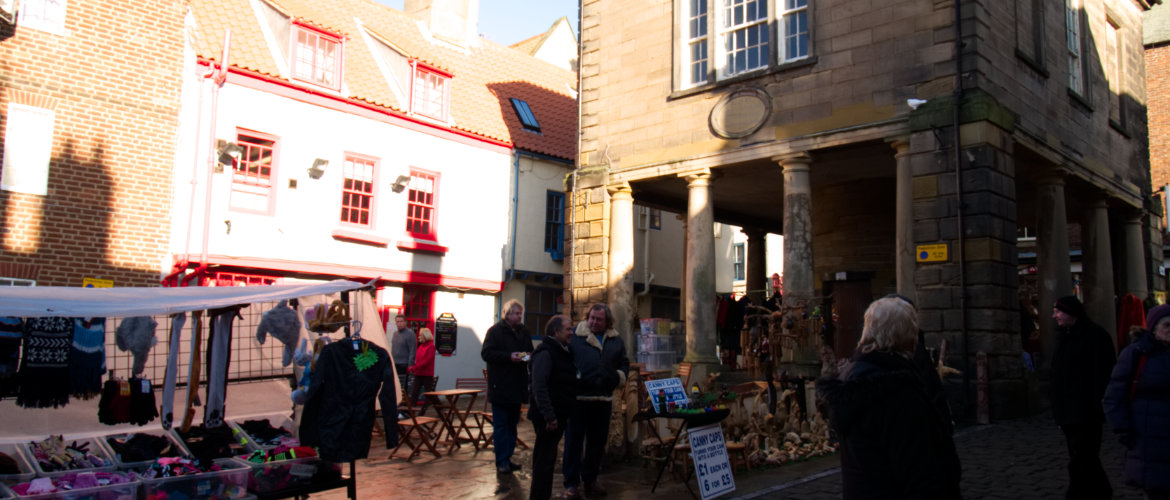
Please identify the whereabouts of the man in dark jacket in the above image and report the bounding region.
[563,303,629,499]
[481,299,535,474]
[528,314,577,500]
[1051,295,1116,500]
[816,297,961,500]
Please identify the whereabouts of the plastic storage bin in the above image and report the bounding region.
[139,459,248,500]
[637,351,676,371]
[227,416,295,452]
[22,437,115,478]
[7,471,138,499]
[0,483,12,499]
[234,456,341,495]
[0,443,36,485]
[102,430,190,471]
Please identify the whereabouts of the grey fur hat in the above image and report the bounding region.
[257,300,302,367]
[116,316,158,376]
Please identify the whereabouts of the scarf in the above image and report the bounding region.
[69,317,106,399]
[0,317,22,398]
[17,317,73,408]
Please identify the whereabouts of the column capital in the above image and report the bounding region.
[886,136,910,157]
[607,182,633,199]
[679,168,716,186]
[772,151,813,168]
[741,227,766,239]
[1037,168,1069,186]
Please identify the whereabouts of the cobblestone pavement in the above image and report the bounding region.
[310,411,1143,499]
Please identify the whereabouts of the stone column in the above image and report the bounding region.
[744,227,767,304]
[607,183,636,354]
[1081,198,1117,348]
[681,170,720,365]
[1036,172,1073,369]
[776,153,815,306]
[890,138,915,302]
[1123,209,1149,301]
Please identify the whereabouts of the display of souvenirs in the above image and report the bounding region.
[25,436,112,473]
[9,470,137,496]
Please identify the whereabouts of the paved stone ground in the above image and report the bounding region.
[310,411,1144,499]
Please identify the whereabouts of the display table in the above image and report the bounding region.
[633,408,730,495]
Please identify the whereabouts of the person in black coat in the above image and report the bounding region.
[1051,295,1116,500]
[481,299,535,474]
[528,314,577,500]
[1104,304,1170,499]
[816,297,961,500]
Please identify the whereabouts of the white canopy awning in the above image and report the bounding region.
[0,279,370,318]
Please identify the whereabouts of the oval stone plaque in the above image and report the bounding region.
[709,87,771,139]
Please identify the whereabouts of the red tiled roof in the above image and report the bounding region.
[189,0,577,160]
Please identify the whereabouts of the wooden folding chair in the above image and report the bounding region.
[390,393,443,460]
[677,362,694,388]
[466,374,529,450]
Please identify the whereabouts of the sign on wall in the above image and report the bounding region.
[82,277,113,288]
[916,243,949,263]
[435,312,457,356]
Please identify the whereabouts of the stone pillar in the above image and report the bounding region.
[776,153,814,306]
[744,227,767,304]
[607,183,636,353]
[680,170,720,365]
[1036,172,1073,369]
[1081,198,1117,348]
[1123,209,1149,301]
[890,138,915,302]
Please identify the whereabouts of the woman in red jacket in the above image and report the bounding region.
[407,328,436,412]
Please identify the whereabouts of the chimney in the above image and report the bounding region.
[404,0,479,46]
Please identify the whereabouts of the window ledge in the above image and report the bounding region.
[332,228,391,247]
[397,238,449,255]
[669,56,818,100]
[1068,88,1093,113]
[1014,49,1048,78]
[1109,119,1130,139]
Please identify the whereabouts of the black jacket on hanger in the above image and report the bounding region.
[300,339,398,462]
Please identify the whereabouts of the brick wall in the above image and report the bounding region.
[0,1,185,286]
[1150,43,1170,194]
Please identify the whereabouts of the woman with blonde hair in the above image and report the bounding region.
[407,327,436,413]
[816,297,961,499]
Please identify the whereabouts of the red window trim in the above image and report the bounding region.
[396,238,448,254]
[401,285,435,333]
[231,128,279,215]
[405,168,439,241]
[409,60,451,121]
[289,23,344,91]
[339,153,379,229]
[332,228,391,247]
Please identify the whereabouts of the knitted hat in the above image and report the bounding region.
[1053,296,1086,319]
[1146,304,1170,332]
[256,300,302,367]
[115,316,158,376]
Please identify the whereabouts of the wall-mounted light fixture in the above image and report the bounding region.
[215,140,243,172]
[308,158,329,179]
[390,174,412,193]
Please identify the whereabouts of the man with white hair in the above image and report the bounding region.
[481,299,534,474]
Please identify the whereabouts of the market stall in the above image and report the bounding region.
[0,279,397,500]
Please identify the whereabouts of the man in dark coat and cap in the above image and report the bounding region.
[1051,295,1116,500]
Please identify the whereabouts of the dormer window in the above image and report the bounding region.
[291,22,342,90]
[411,62,451,121]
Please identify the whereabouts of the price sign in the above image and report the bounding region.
[644,377,689,413]
[688,423,735,499]
[435,313,457,356]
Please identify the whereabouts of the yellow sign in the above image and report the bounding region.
[82,277,113,288]
[916,244,948,263]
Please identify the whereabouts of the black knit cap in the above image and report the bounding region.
[1053,295,1087,319]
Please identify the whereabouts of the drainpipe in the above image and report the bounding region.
[507,150,520,283]
[185,30,231,287]
[638,210,654,297]
[166,60,216,286]
[568,0,583,315]
[953,0,971,417]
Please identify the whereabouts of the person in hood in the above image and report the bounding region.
[1103,303,1170,499]
[1051,295,1116,500]
[816,297,961,499]
[562,303,628,499]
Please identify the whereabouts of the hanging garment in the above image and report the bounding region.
[256,300,301,367]
[0,317,23,398]
[299,339,397,462]
[69,318,106,399]
[181,311,204,433]
[115,316,157,376]
[1117,293,1146,350]
[17,317,73,408]
[160,313,187,430]
[98,378,132,424]
[204,306,243,428]
[128,377,158,425]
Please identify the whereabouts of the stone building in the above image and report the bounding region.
[572,0,1160,419]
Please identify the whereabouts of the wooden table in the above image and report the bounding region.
[423,388,484,454]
